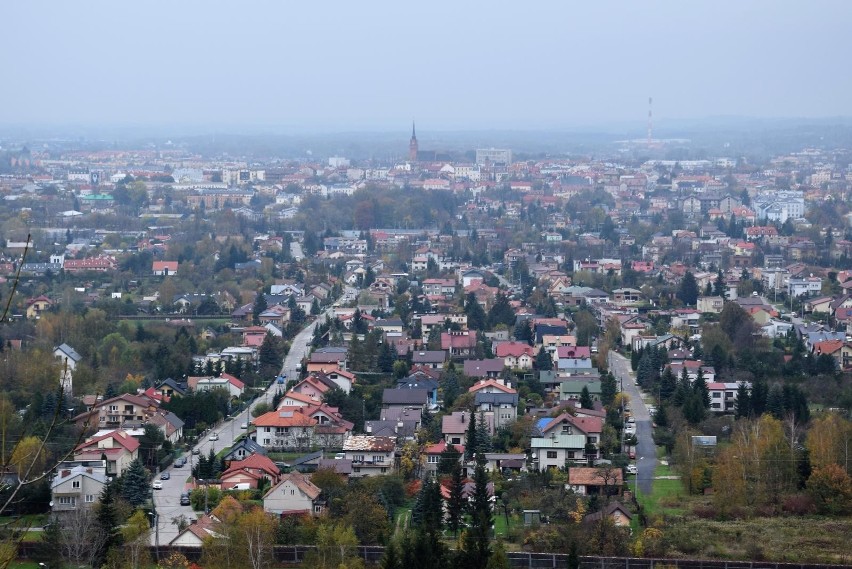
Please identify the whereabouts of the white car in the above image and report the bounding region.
[626,464,638,475]
[240,423,248,430]
[209,433,219,441]
[152,480,163,490]
[624,426,636,436]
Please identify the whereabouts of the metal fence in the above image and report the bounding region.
[16,543,851,569]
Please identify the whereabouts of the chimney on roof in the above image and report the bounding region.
[461,412,466,423]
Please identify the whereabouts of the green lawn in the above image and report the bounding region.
[0,514,47,527]
[636,448,688,518]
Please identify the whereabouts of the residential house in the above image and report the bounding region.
[74,393,159,431]
[560,380,602,404]
[25,295,52,319]
[531,413,603,470]
[342,435,396,478]
[474,392,518,430]
[147,411,185,443]
[411,350,447,370]
[51,464,107,512]
[219,454,281,490]
[222,438,268,463]
[73,430,140,477]
[441,411,495,447]
[463,359,505,379]
[708,382,746,413]
[54,343,82,393]
[567,467,623,496]
[152,261,178,276]
[191,373,245,398]
[583,501,632,527]
[494,341,535,370]
[307,347,349,375]
[423,440,464,476]
[253,409,316,451]
[264,472,324,516]
[169,514,220,547]
[555,346,594,372]
[442,331,478,358]
[667,360,716,383]
[396,373,439,406]
[697,296,725,314]
[381,388,429,412]
[482,453,527,476]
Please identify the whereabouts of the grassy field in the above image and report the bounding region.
[664,516,852,564]
[638,447,852,563]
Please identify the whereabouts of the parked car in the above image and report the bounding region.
[180,493,191,506]
[160,472,170,480]
[240,422,248,430]
[626,464,638,475]
[209,433,219,441]
[174,457,187,467]
[152,480,163,490]
[628,449,636,460]
[192,448,201,455]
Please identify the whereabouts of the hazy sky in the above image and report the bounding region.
[2,1,850,131]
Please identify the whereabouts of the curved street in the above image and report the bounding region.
[151,290,351,547]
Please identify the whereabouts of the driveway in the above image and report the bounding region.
[608,351,657,496]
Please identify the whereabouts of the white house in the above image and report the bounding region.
[263,472,323,516]
[50,464,107,512]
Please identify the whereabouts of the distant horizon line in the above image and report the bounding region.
[1,115,852,140]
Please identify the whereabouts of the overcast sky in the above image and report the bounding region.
[1,1,850,132]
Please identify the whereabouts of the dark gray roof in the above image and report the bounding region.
[55,343,82,362]
[411,350,447,364]
[382,388,428,405]
[223,438,267,459]
[474,392,519,406]
[290,450,324,466]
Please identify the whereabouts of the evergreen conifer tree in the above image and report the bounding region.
[580,385,594,409]
[446,460,466,536]
[121,458,149,507]
[465,411,478,460]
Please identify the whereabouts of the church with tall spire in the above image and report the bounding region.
[408,121,418,162]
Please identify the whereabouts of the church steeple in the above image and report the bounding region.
[408,120,418,162]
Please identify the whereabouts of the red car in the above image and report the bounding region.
[628,449,636,460]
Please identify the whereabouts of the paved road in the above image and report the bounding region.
[152,289,353,545]
[290,242,305,261]
[608,351,656,496]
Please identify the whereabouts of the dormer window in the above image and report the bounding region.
[562,424,573,434]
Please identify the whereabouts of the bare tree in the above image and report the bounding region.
[53,508,107,568]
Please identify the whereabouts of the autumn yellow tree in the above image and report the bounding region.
[806,464,852,515]
[9,435,46,479]
[303,522,364,569]
[712,415,795,511]
[122,509,152,569]
[807,414,852,475]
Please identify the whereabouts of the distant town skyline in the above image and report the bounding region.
[1,1,850,130]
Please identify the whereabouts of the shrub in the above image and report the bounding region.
[782,494,816,516]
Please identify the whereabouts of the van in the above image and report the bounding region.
[231,483,251,491]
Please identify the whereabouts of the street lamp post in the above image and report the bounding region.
[148,511,160,563]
